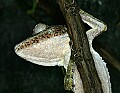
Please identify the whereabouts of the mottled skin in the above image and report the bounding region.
[15,25,67,52]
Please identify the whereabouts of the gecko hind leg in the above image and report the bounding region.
[79,9,107,41]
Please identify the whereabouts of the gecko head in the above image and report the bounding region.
[14,24,70,67]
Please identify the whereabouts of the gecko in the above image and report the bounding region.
[14,9,111,93]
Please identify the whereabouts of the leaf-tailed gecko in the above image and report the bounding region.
[14,9,111,93]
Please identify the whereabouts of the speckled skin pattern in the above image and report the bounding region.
[15,25,67,52]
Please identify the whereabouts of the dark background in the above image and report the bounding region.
[0,0,120,93]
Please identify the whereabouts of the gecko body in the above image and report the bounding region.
[15,9,111,93]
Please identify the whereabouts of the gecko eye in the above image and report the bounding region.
[33,23,47,35]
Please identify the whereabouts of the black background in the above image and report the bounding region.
[0,0,120,93]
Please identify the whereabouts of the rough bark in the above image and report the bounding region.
[58,0,103,93]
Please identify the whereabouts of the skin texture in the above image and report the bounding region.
[14,9,111,93]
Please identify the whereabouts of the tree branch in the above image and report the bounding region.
[58,0,103,93]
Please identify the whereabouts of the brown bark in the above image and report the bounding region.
[58,0,103,93]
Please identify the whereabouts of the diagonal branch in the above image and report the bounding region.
[58,0,103,93]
